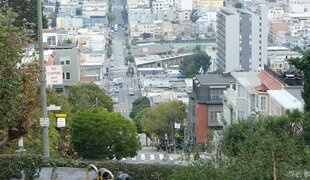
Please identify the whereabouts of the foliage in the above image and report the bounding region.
[107,46,112,58]
[292,46,304,54]
[71,108,141,160]
[234,2,243,9]
[121,9,128,24]
[288,50,310,112]
[180,49,211,77]
[2,0,48,40]
[76,8,82,16]
[169,161,219,180]
[68,83,113,113]
[141,101,186,140]
[0,154,187,180]
[129,97,150,119]
[107,12,116,23]
[23,89,75,157]
[133,108,150,133]
[220,113,310,179]
[0,5,40,149]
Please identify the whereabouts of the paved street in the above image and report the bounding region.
[105,0,139,119]
[120,146,176,164]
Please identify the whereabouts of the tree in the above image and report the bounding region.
[68,83,113,113]
[107,12,116,23]
[0,5,40,148]
[288,50,310,112]
[2,0,48,40]
[220,113,309,179]
[234,2,243,9]
[129,97,150,119]
[292,46,304,54]
[141,101,186,141]
[76,8,82,16]
[180,49,211,77]
[133,108,149,133]
[71,108,141,159]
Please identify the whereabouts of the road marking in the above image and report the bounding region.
[141,154,145,160]
[150,154,155,160]
[159,154,164,160]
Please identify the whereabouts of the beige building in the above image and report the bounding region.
[195,0,224,8]
[129,23,155,37]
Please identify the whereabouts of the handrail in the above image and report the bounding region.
[99,168,115,180]
[86,164,99,180]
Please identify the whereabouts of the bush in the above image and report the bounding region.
[0,154,184,180]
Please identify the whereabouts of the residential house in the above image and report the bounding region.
[220,72,261,127]
[187,73,234,144]
[267,46,302,73]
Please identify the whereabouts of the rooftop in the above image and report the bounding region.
[195,73,234,85]
[131,44,173,57]
[268,89,303,110]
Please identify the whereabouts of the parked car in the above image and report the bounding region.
[129,88,134,96]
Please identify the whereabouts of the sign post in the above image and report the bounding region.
[56,114,67,155]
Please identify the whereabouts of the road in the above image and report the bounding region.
[105,1,139,119]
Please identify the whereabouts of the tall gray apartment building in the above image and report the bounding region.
[216,5,268,72]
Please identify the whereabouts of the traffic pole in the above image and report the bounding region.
[37,0,50,157]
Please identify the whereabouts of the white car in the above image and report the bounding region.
[129,88,134,96]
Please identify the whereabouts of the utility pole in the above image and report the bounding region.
[37,0,50,157]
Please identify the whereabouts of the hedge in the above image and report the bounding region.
[0,154,183,180]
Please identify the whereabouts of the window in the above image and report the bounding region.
[47,36,56,46]
[210,111,214,121]
[210,89,223,100]
[255,95,258,109]
[260,96,267,111]
[62,72,71,80]
[60,57,70,66]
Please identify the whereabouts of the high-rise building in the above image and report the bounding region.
[216,5,268,72]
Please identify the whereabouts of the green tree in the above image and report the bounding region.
[292,46,304,54]
[68,83,113,113]
[2,0,48,40]
[220,113,309,179]
[289,50,310,112]
[107,12,116,23]
[76,8,82,16]
[129,97,150,119]
[71,108,141,159]
[141,101,186,140]
[133,108,149,133]
[180,50,211,77]
[0,5,40,149]
[234,2,243,9]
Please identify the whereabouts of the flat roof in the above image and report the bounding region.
[196,73,234,84]
[268,90,303,110]
[232,72,261,93]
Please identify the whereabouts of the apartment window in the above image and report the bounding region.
[210,89,223,100]
[47,36,56,46]
[63,72,71,80]
[210,111,214,121]
[260,96,267,111]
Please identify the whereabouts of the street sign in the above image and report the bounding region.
[47,104,61,111]
[46,65,63,85]
[56,114,67,118]
[40,117,49,127]
[174,122,181,129]
[57,118,66,128]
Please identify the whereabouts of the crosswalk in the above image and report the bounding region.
[120,153,174,162]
